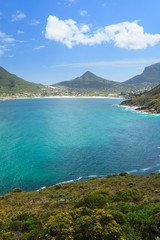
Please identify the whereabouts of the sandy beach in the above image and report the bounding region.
[1,96,124,101]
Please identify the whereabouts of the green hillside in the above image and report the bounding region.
[123,63,160,89]
[121,84,160,113]
[0,67,42,94]
[55,71,127,92]
[1,173,160,239]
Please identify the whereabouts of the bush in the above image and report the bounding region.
[108,189,142,202]
[0,230,14,240]
[9,212,40,232]
[40,207,125,240]
[12,188,23,193]
[75,189,109,209]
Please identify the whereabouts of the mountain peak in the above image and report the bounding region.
[82,71,95,77]
[143,62,160,74]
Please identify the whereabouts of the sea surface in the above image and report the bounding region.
[0,98,160,195]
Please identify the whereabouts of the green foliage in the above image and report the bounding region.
[121,83,160,113]
[75,189,109,209]
[0,230,14,240]
[108,189,143,202]
[8,212,42,239]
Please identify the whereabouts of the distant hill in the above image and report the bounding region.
[54,71,125,91]
[54,63,160,93]
[121,83,160,113]
[123,63,160,89]
[0,66,42,94]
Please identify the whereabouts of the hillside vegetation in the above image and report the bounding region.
[1,173,160,239]
[0,67,42,94]
[121,84,160,113]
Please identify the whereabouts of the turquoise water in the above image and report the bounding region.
[0,98,160,194]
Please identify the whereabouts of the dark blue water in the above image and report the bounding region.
[0,98,160,194]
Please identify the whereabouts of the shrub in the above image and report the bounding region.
[0,230,14,240]
[12,188,23,193]
[40,207,125,240]
[9,212,39,231]
[119,173,128,176]
[75,189,109,209]
[108,189,142,202]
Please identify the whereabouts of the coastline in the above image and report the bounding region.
[1,96,124,101]
[120,103,160,115]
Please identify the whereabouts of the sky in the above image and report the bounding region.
[0,0,160,85]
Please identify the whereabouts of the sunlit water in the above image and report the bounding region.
[0,98,160,194]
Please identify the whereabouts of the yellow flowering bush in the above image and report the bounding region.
[41,207,124,240]
[0,230,14,240]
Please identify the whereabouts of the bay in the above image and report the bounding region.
[0,98,160,194]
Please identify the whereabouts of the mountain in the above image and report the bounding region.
[54,71,124,91]
[123,63,160,89]
[121,83,160,113]
[0,66,42,94]
[54,63,160,93]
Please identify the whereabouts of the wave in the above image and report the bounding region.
[127,169,138,174]
[36,167,158,192]
[37,186,46,191]
[118,105,160,116]
[140,167,152,172]
[56,179,74,185]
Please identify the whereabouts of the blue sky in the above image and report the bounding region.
[0,0,160,84]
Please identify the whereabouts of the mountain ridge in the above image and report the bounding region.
[0,66,42,94]
[123,63,160,88]
[54,70,123,90]
[1,62,160,95]
[54,62,160,91]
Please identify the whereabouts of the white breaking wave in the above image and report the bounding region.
[141,167,152,172]
[127,169,138,174]
[37,186,46,191]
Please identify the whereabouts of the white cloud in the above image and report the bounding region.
[0,32,6,38]
[0,32,16,56]
[51,58,160,68]
[45,16,160,49]
[0,45,6,49]
[80,10,88,17]
[34,45,45,50]
[2,37,15,43]
[17,30,24,34]
[29,19,40,26]
[0,45,12,56]
[0,49,3,56]
[11,10,26,22]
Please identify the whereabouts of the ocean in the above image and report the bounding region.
[0,98,160,194]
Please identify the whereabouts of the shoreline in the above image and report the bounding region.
[1,96,124,101]
[120,104,160,115]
